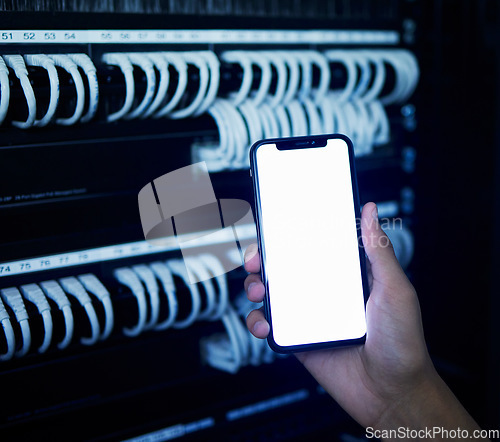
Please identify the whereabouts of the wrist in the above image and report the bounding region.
[372,364,483,439]
[372,363,441,431]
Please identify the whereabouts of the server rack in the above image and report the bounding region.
[0,2,429,440]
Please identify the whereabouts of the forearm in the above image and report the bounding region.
[373,369,486,441]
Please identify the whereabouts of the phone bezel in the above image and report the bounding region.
[249,134,370,354]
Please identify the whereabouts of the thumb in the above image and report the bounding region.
[361,202,408,290]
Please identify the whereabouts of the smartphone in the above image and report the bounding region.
[249,134,369,353]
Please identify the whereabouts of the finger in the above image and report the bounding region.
[244,243,261,274]
[244,275,265,303]
[246,308,270,339]
[361,202,408,289]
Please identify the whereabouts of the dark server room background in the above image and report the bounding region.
[0,0,499,440]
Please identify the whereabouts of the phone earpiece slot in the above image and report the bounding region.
[276,137,327,150]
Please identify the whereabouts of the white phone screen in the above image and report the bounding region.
[255,138,367,347]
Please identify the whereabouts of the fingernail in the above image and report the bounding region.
[372,204,379,222]
[247,282,257,293]
[253,320,269,335]
[245,245,258,263]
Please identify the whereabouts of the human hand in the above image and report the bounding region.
[244,202,481,434]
